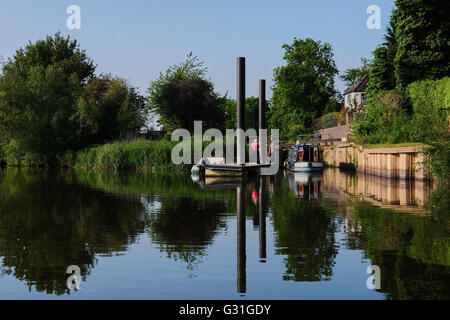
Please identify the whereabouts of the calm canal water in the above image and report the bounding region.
[0,167,448,299]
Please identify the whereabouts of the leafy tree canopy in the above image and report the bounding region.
[0,33,145,166]
[223,96,267,130]
[340,58,371,87]
[157,78,225,132]
[268,38,339,141]
[367,0,450,96]
[147,52,226,133]
[392,0,450,91]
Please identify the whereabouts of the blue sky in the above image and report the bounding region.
[0,0,395,98]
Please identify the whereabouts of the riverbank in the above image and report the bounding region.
[73,140,185,172]
[323,143,431,180]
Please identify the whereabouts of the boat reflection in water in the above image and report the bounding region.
[286,171,322,200]
[191,175,244,190]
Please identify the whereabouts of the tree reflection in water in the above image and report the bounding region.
[272,173,338,282]
[0,168,146,295]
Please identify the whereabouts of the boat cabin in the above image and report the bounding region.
[286,144,320,163]
[284,144,323,172]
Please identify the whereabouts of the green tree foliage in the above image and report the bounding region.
[269,38,339,141]
[354,0,450,183]
[392,0,450,91]
[352,90,410,144]
[366,23,397,95]
[353,77,450,182]
[408,77,450,183]
[0,33,145,166]
[0,33,94,164]
[77,74,146,145]
[158,78,225,132]
[223,96,265,130]
[340,58,371,87]
[147,52,225,133]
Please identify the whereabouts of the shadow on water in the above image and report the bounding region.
[0,167,448,299]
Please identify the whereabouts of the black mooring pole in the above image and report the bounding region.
[258,79,266,164]
[237,57,245,165]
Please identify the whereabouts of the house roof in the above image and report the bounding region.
[344,74,369,95]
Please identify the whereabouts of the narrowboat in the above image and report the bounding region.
[283,144,323,172]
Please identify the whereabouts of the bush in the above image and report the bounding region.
[408,77,450,183]
[319,112,342,129]
[351,90,410,144]
[352,77,450,182]
[408,77,450,143]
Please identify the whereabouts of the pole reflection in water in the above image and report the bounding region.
[236,185,246,294]
[259,176,267,262]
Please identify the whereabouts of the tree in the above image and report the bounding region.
[0,33,95,164]
[269,38,339,140]
[156,78,225,132]
[147,52,225,132]
[223,96,265,130]
[392,0,450,91]
[0,33,146,166]
[77,74,146,145]
[366,22,397,96]
[340,58,372,87]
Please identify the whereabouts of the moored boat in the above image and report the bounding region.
[283,144,323,172]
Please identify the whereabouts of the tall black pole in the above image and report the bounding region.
[258,79,267,164]
[237,57,245,165]
[258,79,266,132]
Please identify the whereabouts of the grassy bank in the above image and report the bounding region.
[364,142,425,149]
[74,140,186,172]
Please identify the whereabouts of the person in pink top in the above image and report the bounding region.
[251,139,259,163]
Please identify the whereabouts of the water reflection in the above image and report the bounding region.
[0,167,448,299]
[286,172,322,200]
[272,173,338,282]
[322,169,433,210]
[0,168,146,295]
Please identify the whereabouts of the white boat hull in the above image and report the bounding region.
[285,161,323,172]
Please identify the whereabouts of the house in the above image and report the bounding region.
[343,74,369,110]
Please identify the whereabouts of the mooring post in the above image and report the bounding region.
[237,186,246,293]
[258,79,266,164]
[237,57,245,165]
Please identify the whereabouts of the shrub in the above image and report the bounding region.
[319,112,342,129]
[351,90,409,144]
